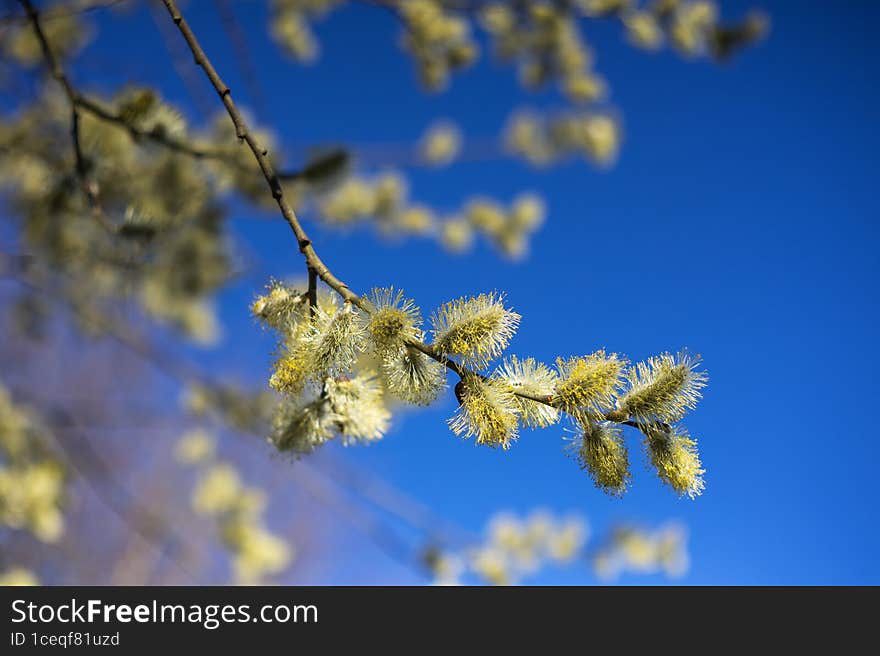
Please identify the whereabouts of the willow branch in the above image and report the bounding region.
[11,8,466,193]
[158,0,656,435]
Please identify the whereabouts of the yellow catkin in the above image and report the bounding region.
[645,427,705,498]
[572,422,630,496]
[432,293,520,368]
[448,375,519,449]
[554,351,624,419]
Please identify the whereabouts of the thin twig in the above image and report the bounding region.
[212,0,267,118]
[147,0,215,118]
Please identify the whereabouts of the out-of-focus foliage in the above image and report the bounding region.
[0,85,234,342]
[422,509,688,584]
[0,383,67,544]
[592,522,689,580]
[505,109,621,166]
[1,11,88,66]
[270,0,344,63]
[0,567,40,586]
[397,0,479,91]
[176,429,293,584]
[270,1,767,97]
[419,120,462,166]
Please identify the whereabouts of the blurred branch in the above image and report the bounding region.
[161,0,359,305]
[75,92,241,162]
[321,452,478,546]
[49,407,198,582]
[288,460,422,573]
[1,0,128,24]
[211,0,266,118]
[2,268,205,383]
[147,0,215,118]
[18,0,114,233]
[11,0,506,204]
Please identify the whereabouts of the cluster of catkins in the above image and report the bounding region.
[481,2,607,103]
[0,11,86,67]
[254,281,708,498]
[579,0,769,60]
[0,86,233,344]
[424,510,689,584]
[440,193,546,259]
[313,118,542,258]
[397,0,479,91]
[269,0,344,62]
[0,384,66,544]
[266,0,765,94]
[506,110,621,166]
[176,429,292,584]
[313,165,546,259]
[426,511,588,585]
[274,0,479,90]
[592,522,689,580]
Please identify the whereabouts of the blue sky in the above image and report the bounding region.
[36,0,880,583]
